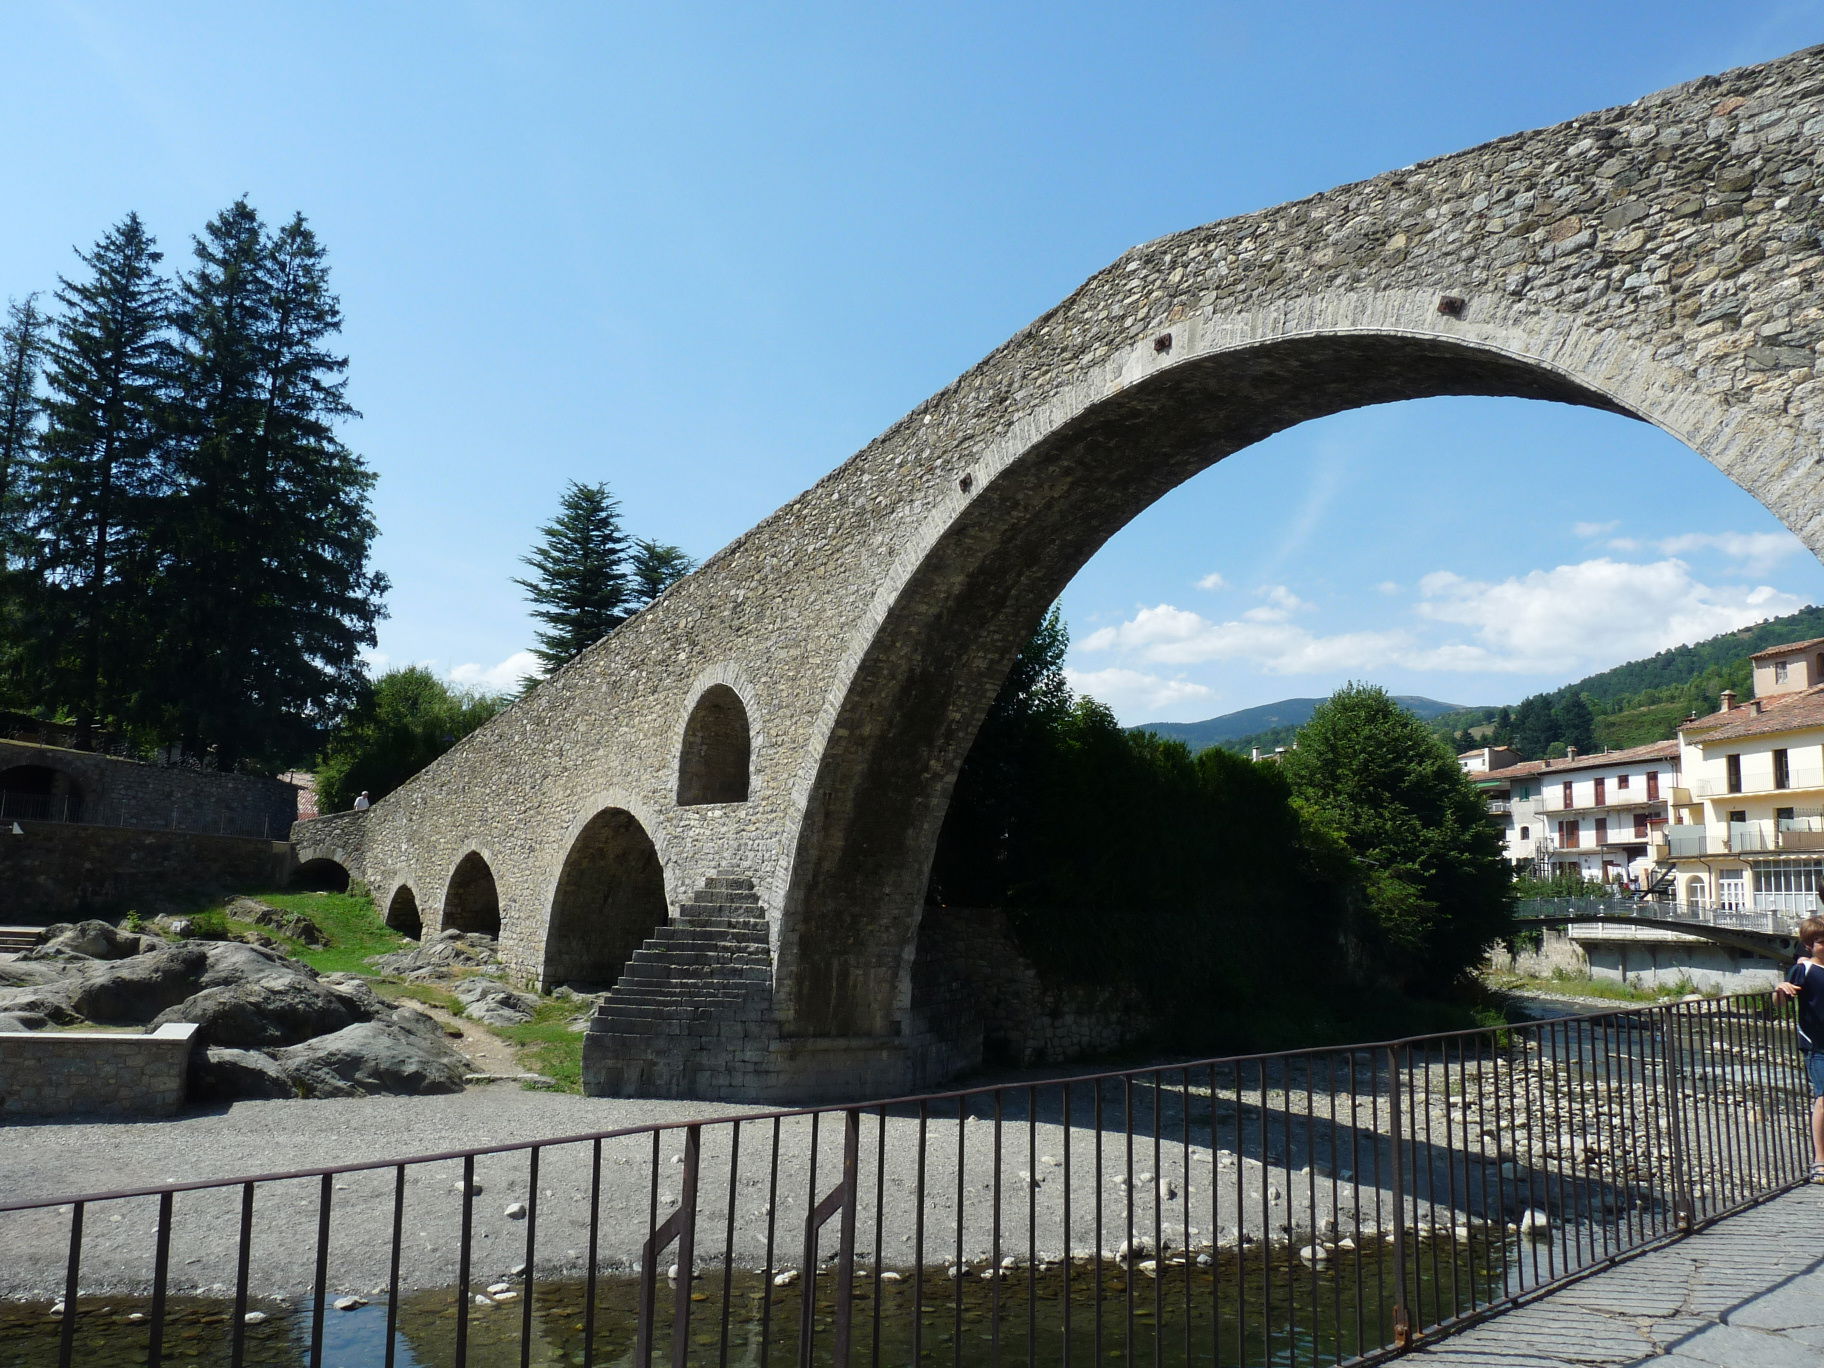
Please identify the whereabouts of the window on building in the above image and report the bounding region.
[1718,871,1747,910]
[1727,754,1742,794]
[1729,809,1747,824]
[1776,660,1790,683]
[1519,826,1530,841]
[1775,748,1791,789]
[1634,813,1648,838]
[1562,780,1574,809]
[1594,776,1606,805]
[1558,819,1580,849]
[1617,773,1630,790]
[1646,770,1659,801]
[1594,816,1608,844]
[1777,806,1796,824]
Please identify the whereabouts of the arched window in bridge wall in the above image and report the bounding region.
[677,685,751,805]
[0,764,83,823]
[543,808,667,990]
[386,885,423,939]
[444,852,502,938]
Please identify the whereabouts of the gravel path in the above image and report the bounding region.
[0,1036,1701,1307]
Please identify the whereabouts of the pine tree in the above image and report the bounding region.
[1556,692,1597,755]
[13,216,172,745]
[1512,694,1555,758]
[0,295,49,570]
[153,202,386,769]
[515,481,634,673]
[629,537,695,608]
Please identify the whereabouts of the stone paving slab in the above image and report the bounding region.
[1408,1188,1824,1365]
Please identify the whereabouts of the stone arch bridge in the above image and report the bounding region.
[295,47,1824,1102]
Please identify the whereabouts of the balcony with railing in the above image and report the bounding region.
[1652,813,1824,858]
[1688,764,1824,798]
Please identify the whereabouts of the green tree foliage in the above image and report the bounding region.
[12,215,172,747]
[515,481,635,674]
[0,294,48,571]
[1511,694,1555,758]
[630,538,696,607]
[1279,683,1512,987]
[314,666,506,812]
[151,202,386,769]
[1555,691,1597,754]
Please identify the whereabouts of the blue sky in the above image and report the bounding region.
[7,2,1824,723]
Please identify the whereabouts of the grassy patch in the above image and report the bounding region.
[370,979,463,1013]
[170,889,410,975]
[1485,968,1712,1002]
[496,1000,591,1093]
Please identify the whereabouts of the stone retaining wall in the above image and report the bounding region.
[0,1023,198,1118]
[913,908,1153,1070]
[0,739,298,839]
[1,821,293,922]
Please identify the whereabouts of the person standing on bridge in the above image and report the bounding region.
[1772,915,1824,1183]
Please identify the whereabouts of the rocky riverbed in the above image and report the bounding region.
[2,1001,1800,1303]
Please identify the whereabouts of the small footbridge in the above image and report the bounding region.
[1514,897,1803,960]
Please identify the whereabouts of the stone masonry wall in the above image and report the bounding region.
[0,1023,198,1118]
[0,739,298,839]
[913,908,1152,1070]
[298,47,1824,1102]
[2,822,293,922]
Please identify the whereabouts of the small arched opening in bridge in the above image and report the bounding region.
[543,808,667,990]
[776,317,1824,1046]
[292,858,351,893]
[444,852,502,938]
[386,885,423,939]
[677,685,751,805]
[0,764,83,823]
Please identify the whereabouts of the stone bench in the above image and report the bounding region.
[0,1022,198,1119]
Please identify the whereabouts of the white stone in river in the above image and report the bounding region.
[493,1291,520,1302]
[879,1271,904,1283]
[947,1266,963,1279]
[488,1283,513,1295]
[242,1311,268,1325]
[1000,1255,1016,1269]
[474,1294,494,1306]
[126,1313,146,1323]
[333,1296,367,1311]
[773,1270,799,1287]
[1519,1210,1550,1239]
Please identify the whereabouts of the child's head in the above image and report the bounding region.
[1800,916,1824,952]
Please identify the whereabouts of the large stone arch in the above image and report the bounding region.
[542,805,669,989]
[773,298,1816,1039]
[289,48,1824,1100]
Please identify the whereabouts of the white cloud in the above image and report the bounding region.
[1196,571,1228,591]
[1573,520,1619,538]
[1078,602,1416,674]
[1064,667,1214,717]
[1607,537,1644,552]
[448,650,540,693]
[1656,530,1805,574]
[1376,581,1401,596]
[1416,558,1804,672]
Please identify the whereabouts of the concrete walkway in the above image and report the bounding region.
[1410,1186,1824,1366]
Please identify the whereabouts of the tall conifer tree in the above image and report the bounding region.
[515,481,634,674]
[0,295,49,571]
[155,201,386,768]
[13,216,171,744]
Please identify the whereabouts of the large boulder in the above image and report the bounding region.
[0,985,78,1024]
[0,1012,49,1032]
[66,944,210,1024]
[223,897,327,947]
[274,1021,469,1097]
[369,932,498,979]
[454,978,538,1027]
[195,941,312,990]
[318,973,390,1020]
[24,920,161,962]
[190,1047,297,1102]
[149,973,363,1049]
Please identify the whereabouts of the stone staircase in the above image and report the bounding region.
[0,925,43,955]
[583,873,775,1097]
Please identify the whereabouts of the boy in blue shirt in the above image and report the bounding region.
[1773,915,1824,1183]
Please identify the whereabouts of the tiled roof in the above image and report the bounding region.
[1476,760,1546,782]
[1681,684,1824,742]
[1749,636,1824,660]
[1530,739,1680,774]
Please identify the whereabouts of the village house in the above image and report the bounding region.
[1658,636,1824,916]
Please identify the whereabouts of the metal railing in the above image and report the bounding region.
[0,996,1807,1367]
[1515,896,1801,937]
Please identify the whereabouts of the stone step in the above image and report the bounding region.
[0,928,41,954]
[665,919,767,942]
[647,925,768,950]
[705,874,755,891]
[626,948,769,973]
[685,888,761,908]
[604,985,754,1006]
